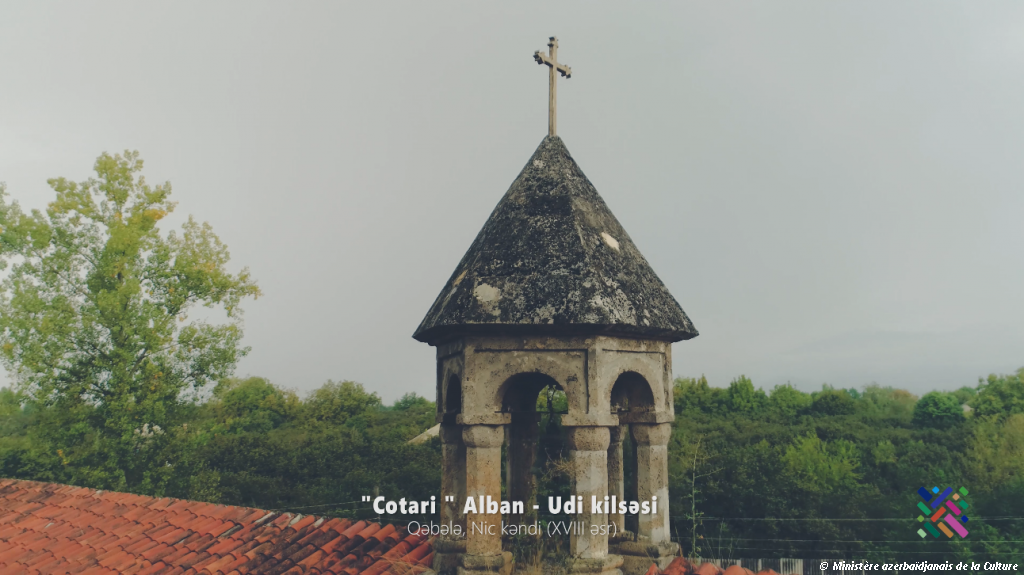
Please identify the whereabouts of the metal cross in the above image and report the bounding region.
[534,36,572,137]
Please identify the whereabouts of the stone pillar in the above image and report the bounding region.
[441,423,467,529]
[506,412,540,526]
[631,423,671,544]
[567,426,622,575]
[434,424,468,574]
[615,423,678,575]
[460,424,506,575]
[625,427,638,535]
[607,425,626,537]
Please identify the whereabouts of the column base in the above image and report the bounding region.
[566,553,623,575]
[433,538,466,574]
[609,529,635,545]
[457,551,512,575]
[612,540,679,575]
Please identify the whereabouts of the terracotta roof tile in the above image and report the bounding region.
[0,479,434,574]
[124,536,158,555]
[206,535,247,557]
[219,552,253,575]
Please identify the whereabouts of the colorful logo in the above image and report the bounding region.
[916,486,969,539]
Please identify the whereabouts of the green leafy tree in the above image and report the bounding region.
[725,375,765,414]
[0,152,260,493]
[950,385,976,407]
[304,380,382,425]
[965,413,1024,492]
[673,375,720,414]
[782,433,861,492]
[870,439,897,465]
[859,384,916,424]
[391,392,431,411]
[912,391,965,428]
[211,377,299,434]
[809,388,856,416]
[768,383,811,419]
[970,368,1024,419]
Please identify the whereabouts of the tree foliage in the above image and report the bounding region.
[0,152,1021,564]
[667,371,1024,563]
[0,152,260,492]
[970,368,1024,419]
[912,391,965,428]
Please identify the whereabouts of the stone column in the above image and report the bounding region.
[441,423,467,529]
[616,423,677,575]
[631,423,671,544]
[506,412,540,526]
[461,424,506,574]
[607,425,626,536]
[567,426,622,575]
[625,427,639,535]
[435,424,468,574]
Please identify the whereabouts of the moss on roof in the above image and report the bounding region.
[414,136,697,344]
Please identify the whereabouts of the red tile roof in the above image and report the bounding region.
[0,478,435,575]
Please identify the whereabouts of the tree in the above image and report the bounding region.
[0,151,260,493]
[782,433,861,492]
[970,368,1024,419]
[912,392,965,428]
[809,388,856,416]
[768,383,811,419]
[673,375,719,414]
[211,377,299,434]
[965,413,1024,492]
[304,380,382,425]
[392,392,431,411]
[725,375,765,414]
[950,385,976,406]
[859,385,916,423]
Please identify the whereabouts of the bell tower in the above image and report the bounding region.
[414,133,698,575]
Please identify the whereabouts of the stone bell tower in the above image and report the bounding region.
[413,37,698,575]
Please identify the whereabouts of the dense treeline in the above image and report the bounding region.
[1,153,1021,564]
[667,369,1024,563]
[2,369,1022,564]
[0,378,441,518]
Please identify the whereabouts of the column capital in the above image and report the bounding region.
[566,426,611,451]
[462,424,505,448]
[631,423,671,446]
[608,425,627,445]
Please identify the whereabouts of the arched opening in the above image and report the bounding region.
[498,372,566,552]
[443,374,462,424]
[500,372,562,413]
[610,371,656,535]
[610,371,655,416]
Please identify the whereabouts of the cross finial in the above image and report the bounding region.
[534,36,571,137]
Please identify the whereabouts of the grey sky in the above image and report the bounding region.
[2,2,1022,402]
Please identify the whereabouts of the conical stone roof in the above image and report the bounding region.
[413,136,698,344]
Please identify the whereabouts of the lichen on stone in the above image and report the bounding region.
[413,136,698,344]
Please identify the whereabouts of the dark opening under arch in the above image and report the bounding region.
[611,371,655,416]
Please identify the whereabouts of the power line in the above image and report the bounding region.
[678,538,1024,543]
[672,516,1024,521]
[678,547,1024,555]
[267,500,369,512]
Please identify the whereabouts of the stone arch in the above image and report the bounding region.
[609,371,656,536]
[464,349,587,422]
[610,371,655,420]
[500,372,562,413]
[498,371,564,527]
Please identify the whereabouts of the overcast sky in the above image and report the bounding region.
[2,2,1022,402]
